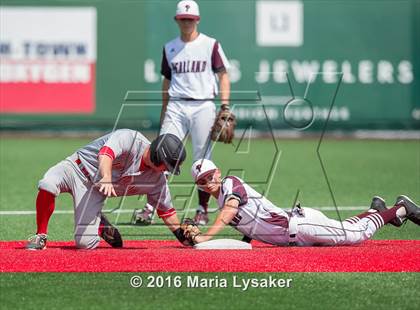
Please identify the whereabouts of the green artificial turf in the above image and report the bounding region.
[0,137,419,241]
[1,273,419,310]
[0,137,419,310]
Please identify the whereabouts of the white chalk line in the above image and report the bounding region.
[0,206,367,216]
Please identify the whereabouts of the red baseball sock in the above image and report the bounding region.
[377,206,400,224]
[36,190,56,234]
[98,223,104,236]
[363,206,400,230]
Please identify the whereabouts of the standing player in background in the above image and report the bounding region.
[133,0,230,225]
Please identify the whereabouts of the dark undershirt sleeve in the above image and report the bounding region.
[223,176,248,206]
[211,41,226,73]
[160,47,171,80]
[225,194,241,204]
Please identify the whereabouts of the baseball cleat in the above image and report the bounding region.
[370,196,386,212]
[395,195,420,226]
[26,234,47,250]
[194,210,209,226]
[370,196,403,227]
[131,208,153,226]
[99,213,123,248]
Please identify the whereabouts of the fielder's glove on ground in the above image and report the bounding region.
[180,218,202,245]
[210,104,236,144]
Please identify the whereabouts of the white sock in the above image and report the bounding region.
[396,206,407,219]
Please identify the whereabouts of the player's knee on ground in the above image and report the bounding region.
[74,234,100,250]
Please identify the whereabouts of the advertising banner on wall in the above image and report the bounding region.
[0,0,418,130]
[141,0,417,130]
[0,7,97,114]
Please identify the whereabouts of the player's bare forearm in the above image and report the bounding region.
[162,212,181,232]
[97,155,116,197]
[98,154,113,179]
[218,71,230,106]
[196,200,238,243]
[160,78,170,125]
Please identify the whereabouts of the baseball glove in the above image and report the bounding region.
[180,218,202,245]
[210,105,236,144]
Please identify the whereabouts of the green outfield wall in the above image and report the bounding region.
[0,0,419,131]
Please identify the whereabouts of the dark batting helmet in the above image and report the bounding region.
[149,134,186,175]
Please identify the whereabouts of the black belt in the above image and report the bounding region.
[170,97,214,101]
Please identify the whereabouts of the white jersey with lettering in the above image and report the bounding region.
[161,33,229,100]
[159,32,230,217]
[216,176,387,246]
[160,33,229,161]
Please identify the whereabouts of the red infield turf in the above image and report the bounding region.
[1,240,419,272]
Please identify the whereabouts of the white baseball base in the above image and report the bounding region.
[194,239,252,250]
